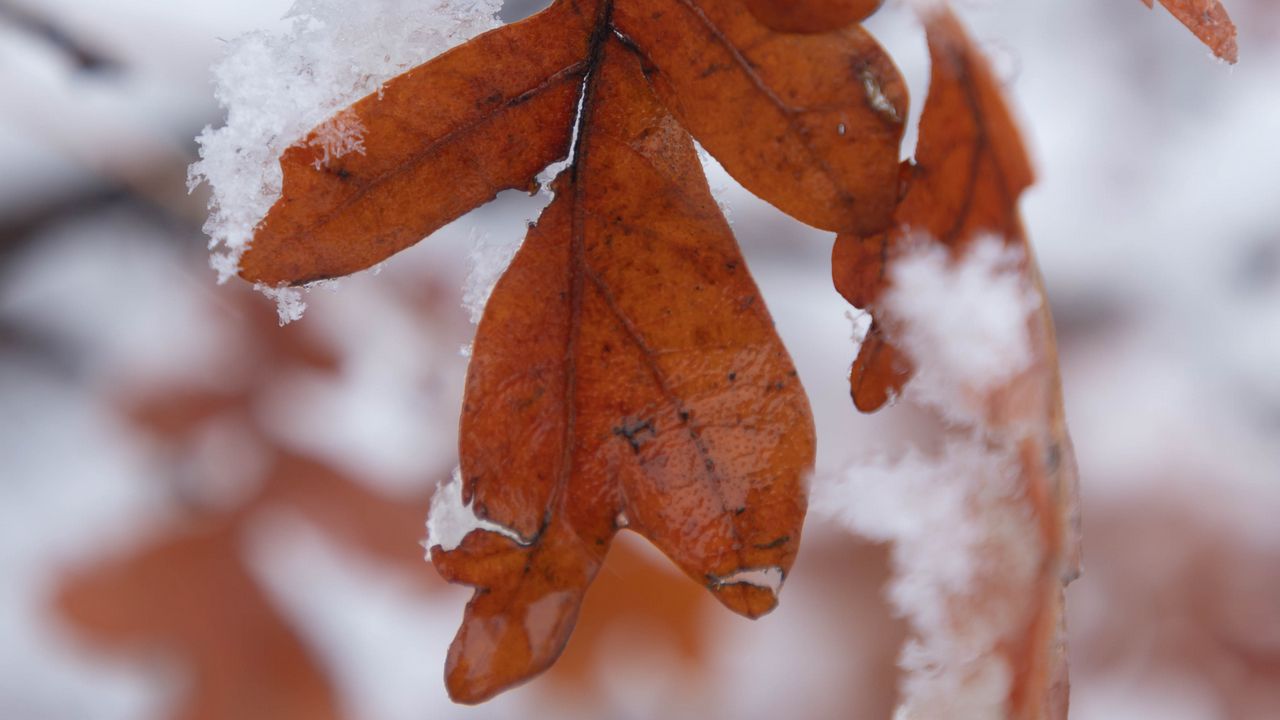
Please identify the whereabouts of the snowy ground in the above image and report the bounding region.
[1,1,1278,718]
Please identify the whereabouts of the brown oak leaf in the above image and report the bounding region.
[239,0,908,286]
[831,10,1079,718]
[431,39,814,704]
[238,0,910,704]
[613,0,907,234]
[59,510,342,720]
[239,0,601,285]
[1140,0,1238,63]
[55,291,444,720]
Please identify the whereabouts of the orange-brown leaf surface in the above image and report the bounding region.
[239,0,605,285]
[833,2,1034,411]
[742,0,883,33]
[615,0,907,234]
[59,515,341,720]
[1140,0,1238,63]
[233,0,925,704]
[429,40,815,704]
[240,0,910,291]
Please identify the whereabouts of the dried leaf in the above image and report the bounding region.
[58,517,342,720]
[239,0,605,285]
[830,9,1079,718]
[742,0,884,33]
[614,0,907,234]
[1140,0,1238,63]
[429,40,814,703]
[55,290,446,720]
[833,1,1033,411]
[231,0,927,704]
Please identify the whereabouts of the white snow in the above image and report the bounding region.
[862,69,904,124]
[244,511,507,720]
[423,468,527,559]
[883,236,1039,425]
[254,283,308,325]
[814,235,1047,720]
[710,566,785,596]
[816,441,1039,720]
[307,108,367,170]
[189,0,503,311]
[461,226,522,326]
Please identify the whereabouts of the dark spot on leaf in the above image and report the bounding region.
[754,535,790,550]
[612,418,656,454]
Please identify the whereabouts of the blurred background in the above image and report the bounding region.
[1,0,1277,718]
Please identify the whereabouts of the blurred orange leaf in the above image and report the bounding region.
[59,515,341,720]
[55,291,442,720]
[1140,0,1238,63]
[833,2,1034,411]
[831,9,1079,718]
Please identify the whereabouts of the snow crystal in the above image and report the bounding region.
[846,308,873,347]
[189,0,503,292]
[862,70,903,124]
[815,440,1039,720]
[423,468,525,560]
[882,236,1040,425]
[308,109,367,170]
[255,283,307,325]
[815,233,1050,720]
[461,226,522,325]
[710,566,785,595]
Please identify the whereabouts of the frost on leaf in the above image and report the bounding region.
[833,0,1034,413]
[882,238,1041,425]
[826,237,1079,720]
[827,8,1079,720]
[424,468,526,559]
[238,0,911,291]
[255,283,308,326]
[190,0,504,287]
[237,0,598,286]
[1139,0,1239,63]
[307,109,367,170]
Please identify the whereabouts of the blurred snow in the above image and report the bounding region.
[245,511,493,720]
[1,0,1278,718]
[0,358,173,720]
[882,238,1039,420]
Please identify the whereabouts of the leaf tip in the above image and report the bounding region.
[443,585,583,704]
[708,566,785,619]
